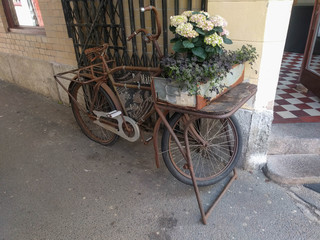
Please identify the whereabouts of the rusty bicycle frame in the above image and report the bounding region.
[54,6,257,225]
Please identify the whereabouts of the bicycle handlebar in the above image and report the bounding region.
[127,29,149,42]
[127,6,161,42]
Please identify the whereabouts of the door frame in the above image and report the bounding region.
[299,0,320,98]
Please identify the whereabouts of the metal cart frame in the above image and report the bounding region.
[152,82,257,224]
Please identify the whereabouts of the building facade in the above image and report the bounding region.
[0,0,296,169]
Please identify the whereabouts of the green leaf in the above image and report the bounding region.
[192,37,199,43]
[206,29,216,36]
[170,37,180,43]
[223,36,233,44]
[190,22,197,27]
[173,41,187,53]
[182,40,194,49]
[213,27,223,33]
[205,45,215,53]
[195,28,205,35]
[169,26,176,33]
[192,37,203,47]
[207,52,214,59]
[192,47,207,60]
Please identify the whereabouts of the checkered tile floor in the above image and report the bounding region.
[310,54,320,73]
[273,52,320,123]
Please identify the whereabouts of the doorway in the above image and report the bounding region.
[273,1,320,124]
[300,0,320,98]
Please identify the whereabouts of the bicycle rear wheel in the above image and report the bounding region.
[70,82,119,146]
[161,113,242,186]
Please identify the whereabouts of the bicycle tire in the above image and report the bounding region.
[161,113,242,186]
[70,82,119,146]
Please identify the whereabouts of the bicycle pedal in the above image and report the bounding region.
[144,137,153,145]
[93,110,122,119]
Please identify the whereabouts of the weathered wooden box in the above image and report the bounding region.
[153,64,245,109]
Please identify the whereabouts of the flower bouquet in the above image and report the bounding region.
[153,10,257,109]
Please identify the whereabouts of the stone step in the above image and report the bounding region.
[268,123,320,155]
[263,154,320,185]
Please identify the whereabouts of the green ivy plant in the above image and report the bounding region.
[161,45,258,95]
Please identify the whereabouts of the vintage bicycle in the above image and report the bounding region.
[55,6,256,224]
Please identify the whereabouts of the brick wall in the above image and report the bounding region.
[0,0,77,66]
[0,0,77,101]
[0,0,203,101]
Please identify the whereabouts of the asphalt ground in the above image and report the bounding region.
[1,80,320,240]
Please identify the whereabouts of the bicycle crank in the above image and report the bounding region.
[93,110,140,142]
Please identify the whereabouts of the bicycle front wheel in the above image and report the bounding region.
[161,113,242,186]
[70,82,119,146]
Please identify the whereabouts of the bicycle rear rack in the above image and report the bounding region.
[54,61,114,85]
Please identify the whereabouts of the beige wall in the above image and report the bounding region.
[208,0,293,111]
[0,0,77,66]
[0,0,77,100]
[208,0,293,168]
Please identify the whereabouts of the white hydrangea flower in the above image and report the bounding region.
[221,29,230,36]
[176,23,199,38]
[181,11,193,17]
[170,15,188,27]
[197,20,214,31]
[189,14,207,25]
[204,33,223,47]
[209,15,227,27]
[200,11,210,17]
